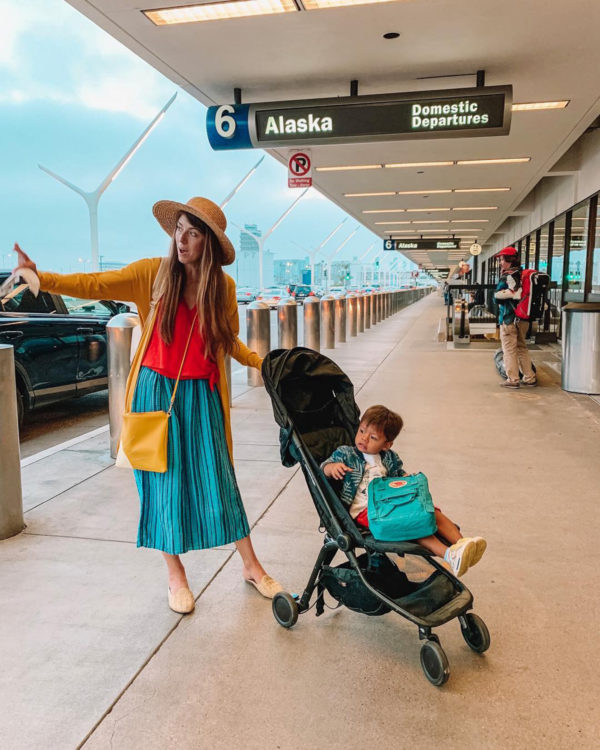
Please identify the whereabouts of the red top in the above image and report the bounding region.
[142,300,219,389]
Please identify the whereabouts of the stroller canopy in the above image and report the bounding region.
[262,348,361,466]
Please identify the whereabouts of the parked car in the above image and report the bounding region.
[0,272,129,427]
[236,286,257,304]
[287,283,317,303]
[255,286,288,309]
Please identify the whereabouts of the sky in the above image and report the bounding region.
[0,0,412,278]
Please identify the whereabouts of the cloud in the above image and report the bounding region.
[0,0,173,120]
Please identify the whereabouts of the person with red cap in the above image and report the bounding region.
[494,247,537,388]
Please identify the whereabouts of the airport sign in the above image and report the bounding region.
[384,239,461,251]
[206,85,512,150]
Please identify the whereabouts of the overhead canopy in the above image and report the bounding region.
[66,0,600,273]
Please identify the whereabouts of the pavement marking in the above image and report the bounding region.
[21,424,110,468]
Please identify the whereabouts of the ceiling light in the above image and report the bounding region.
[317,164,382,171]
[397,189,452,195]
[344,191,395,197]
[512,100,569,111]
[144,0,297,24]
[456,157,531,166]
[363,209,405,214]
[454,187,511,193]
[374,221,411,225]
[453,206,497,211]
[411,220,450,224]
[451,219,489,223]
[385,161,454,168]
[405,208,450,213]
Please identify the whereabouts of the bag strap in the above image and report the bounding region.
[167,311,198,417]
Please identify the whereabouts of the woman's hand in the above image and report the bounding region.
[323,462,353,481]
[13,243,38,277]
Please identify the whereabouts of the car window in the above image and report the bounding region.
[1,284,54,313]
[62,296,113,317]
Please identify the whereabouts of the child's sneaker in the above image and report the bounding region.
[454,535,487,568]
[444,538,477,577]
[469,536,487,567]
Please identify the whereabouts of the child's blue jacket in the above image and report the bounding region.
[321,445,405,507]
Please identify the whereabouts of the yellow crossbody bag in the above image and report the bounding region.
[116,310,197,473]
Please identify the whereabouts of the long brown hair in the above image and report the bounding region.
[159,211,235,359]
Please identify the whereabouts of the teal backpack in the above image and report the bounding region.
[367,473,437,542]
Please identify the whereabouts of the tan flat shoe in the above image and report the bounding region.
[168,586,195,614]
[245,574,283,599]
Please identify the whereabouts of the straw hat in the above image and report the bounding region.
[152,196,235,265]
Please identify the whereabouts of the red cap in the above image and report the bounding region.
[497,246,518,258]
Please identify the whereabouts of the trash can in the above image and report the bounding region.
[561,303,600,394]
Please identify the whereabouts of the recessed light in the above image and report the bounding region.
[411,220,450,224]
[362,209,406,214]
[344,191,396,197]
[454,187,511,193]
[451,219,489,223]
[456,157,531,166]
[144,0,298,24]
[512,100,569,111]
[453,206,498,211]
[405,208,450,213]
[385,161,454,168]
[383,31,400,39]
[374,221,412,225]
[400,190,452,196]
[317,164,382,171]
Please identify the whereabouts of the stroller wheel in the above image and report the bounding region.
[459,613,491,653]
[420,640,450,686]
[272,592,298,629]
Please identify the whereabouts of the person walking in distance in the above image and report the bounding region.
[14,196,283,614]
[495,246,537,389]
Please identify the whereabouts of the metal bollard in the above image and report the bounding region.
[347,293,358,336]
[303,296,320,351]
[247,301,270,386]
[0,345,25,540]
[107,312,140,459]
[374,292,381,324]
[320,295,335,349]
[278,297,298,349]
[365,292,372,329]
[357,293,365,333]
[335,294,347,343]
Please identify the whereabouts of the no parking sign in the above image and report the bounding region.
[288,150,312,188]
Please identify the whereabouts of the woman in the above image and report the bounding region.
[15,196,282,614]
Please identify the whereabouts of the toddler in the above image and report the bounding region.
[321,405,486,577]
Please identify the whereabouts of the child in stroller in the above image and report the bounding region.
[262,347,491,686]
[321,404,487,578]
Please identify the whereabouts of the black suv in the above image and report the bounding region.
[0,272,129,426]
[287,284,315,303]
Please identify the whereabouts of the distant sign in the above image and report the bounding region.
[206,85,512,150]
[384,239,460,251]
[469,243,482,256]
[288,150,312,188]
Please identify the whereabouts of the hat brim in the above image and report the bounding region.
[152,200,235,266]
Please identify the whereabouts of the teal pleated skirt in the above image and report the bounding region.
[131,366,250,554]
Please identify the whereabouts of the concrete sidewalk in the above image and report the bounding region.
[2,293,600,750]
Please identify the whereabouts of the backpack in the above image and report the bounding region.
[514,269,550,321]
[367,473,437,542]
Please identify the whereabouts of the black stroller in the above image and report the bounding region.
[262,347,490,686]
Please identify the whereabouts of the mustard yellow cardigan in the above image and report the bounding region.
[39,257,262,460]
